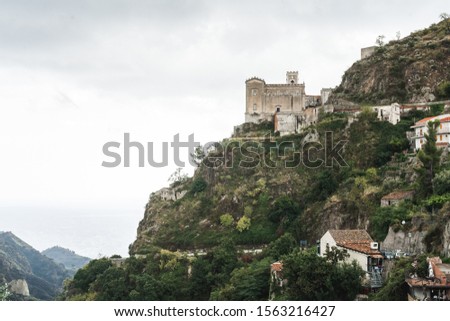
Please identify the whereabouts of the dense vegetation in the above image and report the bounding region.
[62,104,450,301]
[62,236,365,301]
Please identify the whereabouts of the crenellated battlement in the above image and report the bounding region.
[245,77,265,83]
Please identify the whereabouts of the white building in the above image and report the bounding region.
[319,230,383,274]
[373,103,401,125]
[411,114,450,151]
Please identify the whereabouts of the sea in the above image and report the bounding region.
[0,206,143,259]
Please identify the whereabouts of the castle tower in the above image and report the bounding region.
[286,71,298,84]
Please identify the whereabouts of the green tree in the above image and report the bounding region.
[282,249,333,300]
[92,267,128,300]
[416,120,442,197]
[282,248,363,301]
[440,13,450,33]
[71,258,112,293]
[236,216,251,232]
[211,258,271,301]
[373,257,412,300]
[370,205,409,241]
[190,177,207,194]
[376,35,385,47]
[168,168,188,187]
[220,213,234,227]
[330,261,364,300]
[206,239,240,288]
[265,233,297,260]
[0,282,10,301]
[324,246,349,265]
[268,196,300,226]
[436,82,450,100]
[188,257,213,300]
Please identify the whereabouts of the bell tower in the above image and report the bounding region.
[286,71,298,84]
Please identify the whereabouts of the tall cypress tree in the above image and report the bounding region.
[416,120,442,197]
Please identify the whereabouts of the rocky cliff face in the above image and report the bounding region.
[8,279,30,297]
[333,19,450,104]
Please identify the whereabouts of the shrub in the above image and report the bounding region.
[236,216,251,232]
[436,81,450,100]
[433,169,450,195]
[244,206,253,217]
[220,214,234,227]
[190,177,207,194]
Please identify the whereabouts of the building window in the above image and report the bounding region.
[440,123,443,129]
[252,89,258,96]
[440,135,443,141]
[420,139,423,144]
[420,129,423,136]
[253,104,257,111]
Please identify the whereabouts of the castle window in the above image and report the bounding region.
[290,80,294,84]
[253,104,257,111]
[276,106,281,112]
[252,89,258,96]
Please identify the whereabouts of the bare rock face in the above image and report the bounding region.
[443,221,450,257]
[381,227,427,254]
[8,279,30,297]
[332,20,450,104]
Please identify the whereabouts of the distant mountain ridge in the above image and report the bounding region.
[0,231,70,300]
[42,246,90,273]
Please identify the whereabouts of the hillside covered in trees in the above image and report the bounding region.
[61,18,450,301]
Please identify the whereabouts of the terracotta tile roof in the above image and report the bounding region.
[338,242,382,257]
[381,190,414,201]
[416,116,436,124]
[414,114,450,126]
[271,261,283,272]
[328,230,373,243]
[406,278,450,288]
[328,230,382,256]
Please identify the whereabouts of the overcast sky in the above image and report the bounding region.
[0,0,447,257]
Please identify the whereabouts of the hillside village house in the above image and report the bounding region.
[373,103,401,125]
[381,190,414,207]
[406,257,450,301]
[411,114,450,151]
[319,229,383,282]
[269,230,384,293]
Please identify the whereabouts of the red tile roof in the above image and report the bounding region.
[416,116,436,124]
[271,261,283,272]
[328,230,373,243]
[381,190,414,201]
[328,230,382,256]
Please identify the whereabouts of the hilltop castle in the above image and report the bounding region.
[245,71,331,135]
